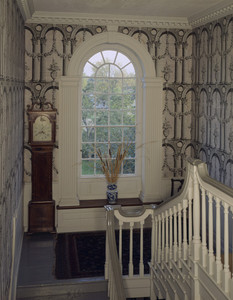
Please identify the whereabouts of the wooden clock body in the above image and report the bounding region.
[27,104,56,233]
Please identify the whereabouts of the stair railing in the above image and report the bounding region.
[105,204,154,299]
[105,205,126,300]
[150,158,233,300]
[105,158,233,300]
[195,159,233,294]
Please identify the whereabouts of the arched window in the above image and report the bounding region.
[81,50,136,176]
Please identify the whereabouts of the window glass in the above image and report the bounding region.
[81,50,136,176]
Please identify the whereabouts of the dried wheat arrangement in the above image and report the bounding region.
[95,143,130,183]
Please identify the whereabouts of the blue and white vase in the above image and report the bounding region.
[106,183,118,204]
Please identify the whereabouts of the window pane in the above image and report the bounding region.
[96,94,109,109]
[123,78,136,93]
[109,79,122,93]
[110,127,122,142]
[82,160,94,175]
[110,143,121,158]
[123,94,135,109]
[110,65,122,77]
[123,159,135,174]
[96,127,108,142]
[122,63,135,77]
[96,65,110,77]
[96,111,108,125]
[83,62,96,77]
[126,143,135,158]
[96,143,108,156]
[82,94,95,109]
[110,111,122,125]
[115,52,130,68]
[123,127,135,141]
[82,143,94,159]
[96,78,108,93]
[96,160,104,174]
[123,111,135,125]
[82,78,95,92]
[89,52,104,65]
[82,127,95,142]
[110,95,122,109]
[102,50,117,63]
[82,111,95,126]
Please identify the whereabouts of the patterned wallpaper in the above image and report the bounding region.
[0,0,24,298]
[24,14,233,189]
[193,16,233,188]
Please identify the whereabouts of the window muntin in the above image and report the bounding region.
[81,50,136,176]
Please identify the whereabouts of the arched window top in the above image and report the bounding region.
[83,50,136,78]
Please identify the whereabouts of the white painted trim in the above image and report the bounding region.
[189,1,233,28]
[18,0,233,28]
[67,32,155,77]
[25,11,191,29]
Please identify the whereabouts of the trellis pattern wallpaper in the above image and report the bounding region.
[0,0,24,298]
[193,17,233,188]
[24,13,233,189]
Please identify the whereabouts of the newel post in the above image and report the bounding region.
[192,167,201,261]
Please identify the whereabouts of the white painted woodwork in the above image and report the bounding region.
[105,159,233,300]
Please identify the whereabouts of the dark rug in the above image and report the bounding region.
[55,229,151,279]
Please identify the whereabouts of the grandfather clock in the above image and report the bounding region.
[27,102,57,233]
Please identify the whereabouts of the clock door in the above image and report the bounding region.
[31,147,53,201]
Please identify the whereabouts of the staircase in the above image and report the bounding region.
[17,158,233,299]
[105,158,233,300]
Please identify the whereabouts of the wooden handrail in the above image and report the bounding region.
[105,205,126,300]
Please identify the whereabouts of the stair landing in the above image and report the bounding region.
[16,233,108,300]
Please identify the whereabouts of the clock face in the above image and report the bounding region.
[33,115,52,142]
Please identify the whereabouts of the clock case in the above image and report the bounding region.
[27,103,57,233]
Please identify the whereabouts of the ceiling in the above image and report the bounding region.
[17,0,233,28]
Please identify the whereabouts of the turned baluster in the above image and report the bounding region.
[207,191,214,275]
[178,203,182,267]
[222,202,231,293]
[139,220,144,276]
[165,210,169,263]
[193,174,201,261]
[119,221,123,273]
[129,222,134,277]
[215,197,222,284]
[173,206,178,262]
[182,199,188,261]
[201,187,207,267]
[161,212,165,264]
[169,208,173,268]
[158,215,162,264]
[188,196,193,258]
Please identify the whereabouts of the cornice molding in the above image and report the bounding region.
[26,12,191,29]
[189,2,233,28]
[18,0,233,29]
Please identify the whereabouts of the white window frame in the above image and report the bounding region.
[76,45,142,199]
[81,50,138,178]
